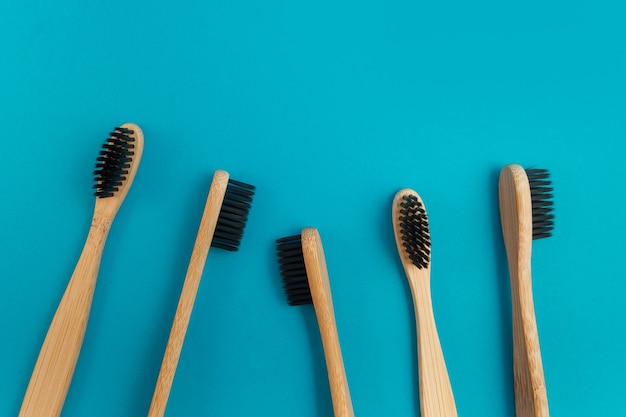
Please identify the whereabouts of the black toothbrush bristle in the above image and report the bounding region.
[276,235,312,306]
[93,127,135,198]
[398,194,431,269]
[211,178,255,251]
[526,168,555,240]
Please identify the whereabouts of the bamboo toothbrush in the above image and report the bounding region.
[19,124,144,417]
[276,228,354,417]
[499,165,554,417]
[148,169,255,417]
[392,189,457,417]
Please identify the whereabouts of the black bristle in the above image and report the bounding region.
[276,235,312,306]
[526,168,555,239]
[398,194,431,269]
[211,178,255,251]
[93,127,135,198]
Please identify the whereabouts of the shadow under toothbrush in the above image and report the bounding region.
[489,166,515,415]
[301,306,336,416]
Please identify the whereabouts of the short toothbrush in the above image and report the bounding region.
[19,124,144,417]
[392,189,457,417]
[148,170,255,417]
[276,228,354,417]
[499,165,554,417]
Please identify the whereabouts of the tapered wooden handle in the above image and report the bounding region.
[499,165,549,417]
[511,265,549,417]
[19,222,108,417]
[148,171,228,417]
[391,189,457,417]
[314,291,353,417]
[511,279,535,417]
[302,229,354,417]
[410,274,457,417]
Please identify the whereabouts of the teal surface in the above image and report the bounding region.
[1,1,625,416]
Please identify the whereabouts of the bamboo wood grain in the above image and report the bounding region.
[499,165,549,417]
[392,189,457,417]
[19,123,144,417]
[301,228,354,417]
[147,170,229,417]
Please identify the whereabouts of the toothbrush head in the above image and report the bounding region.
[525,168,555,240]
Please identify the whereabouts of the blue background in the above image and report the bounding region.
[1,0,624,416]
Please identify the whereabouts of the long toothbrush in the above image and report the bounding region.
[392,189,457,417]
[19,124,144,417]
[276,228,354,417]
[499,165,554,417]
[148,170,255,417]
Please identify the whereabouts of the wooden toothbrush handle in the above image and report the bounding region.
[19,222,108,417]
[303,229,354,417]
[511,266,549,417]
[146,262,208,417]
[148,174,226,417]
[314,296,354,417]
[411,276,457,417]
